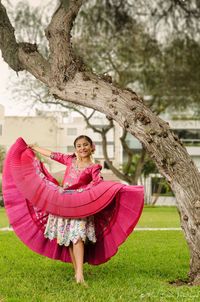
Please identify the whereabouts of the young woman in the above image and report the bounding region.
[30,135,98,284]
[2,135,144,285]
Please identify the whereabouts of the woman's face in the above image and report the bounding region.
[75,138,93,159]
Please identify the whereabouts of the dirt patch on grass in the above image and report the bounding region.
[169,279,193,286]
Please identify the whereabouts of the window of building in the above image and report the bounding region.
[174,129,200,146]
[67,128,77,135]
[94,141,114,158]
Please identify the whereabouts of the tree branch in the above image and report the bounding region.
[45,0,86,84]
[18,43,50,85]
[0,1,22,71]
[101,130,132,183]
[120,129,135,175]
[0,1,50,84]
[133,147,146,184]
[120,129,135,158]
[87,109,96,120]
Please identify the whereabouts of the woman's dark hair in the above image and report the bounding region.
[73,135,93,147]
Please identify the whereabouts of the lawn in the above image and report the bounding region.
[137,206,180,228]
[0,206,199,302]
[0,206,180,229]
[0,231,199,302]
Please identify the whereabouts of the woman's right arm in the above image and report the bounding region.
[29,145,52,157]
[29,145,73,165]
[30,145,73,165]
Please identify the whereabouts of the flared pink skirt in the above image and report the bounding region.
[2,138,144,265]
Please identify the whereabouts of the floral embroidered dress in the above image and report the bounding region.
[44,152,100,246]
[3,138,144,265]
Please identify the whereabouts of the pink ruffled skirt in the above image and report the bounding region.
[2,138,144,265]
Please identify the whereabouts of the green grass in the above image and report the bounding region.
[137,206,180,228]
[0,206,198,301]
[0,231,199,302]
[0,206,180,229]
[0,208,9,228]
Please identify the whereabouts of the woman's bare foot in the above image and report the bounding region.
[76,273,84,283]
[75,273,88,287]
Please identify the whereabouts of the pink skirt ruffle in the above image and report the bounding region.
[2,138,144,265]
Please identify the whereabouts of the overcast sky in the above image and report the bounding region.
[0,0,51,116]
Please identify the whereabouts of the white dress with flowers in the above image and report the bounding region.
[44,154,97,246]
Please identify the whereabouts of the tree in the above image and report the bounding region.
[1,0,200,284]
[8,0,156,185]
[9,1,200,180]
[11,0,197,187]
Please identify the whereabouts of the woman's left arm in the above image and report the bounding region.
[86,165,103,189]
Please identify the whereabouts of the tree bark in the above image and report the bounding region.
[1,0,200,284]
[0,1,22,71]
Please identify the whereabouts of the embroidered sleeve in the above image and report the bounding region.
[50,152,73,165]
[86,164,103,189]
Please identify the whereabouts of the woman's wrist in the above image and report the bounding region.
[29,145,38,152]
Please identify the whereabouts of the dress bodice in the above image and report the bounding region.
[50,152,103,190]
[63,157,95,188]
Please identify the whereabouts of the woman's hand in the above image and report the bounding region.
[28,144,36,149]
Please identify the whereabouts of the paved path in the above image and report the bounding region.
[135,227,181,231]
[0,227,182,232]
[0,227,13,231]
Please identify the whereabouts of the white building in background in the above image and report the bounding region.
[168,119,200,170]
[1,104,200,205]
[0,105,122,180]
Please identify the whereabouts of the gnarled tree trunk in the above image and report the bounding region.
[1,0,200,284]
